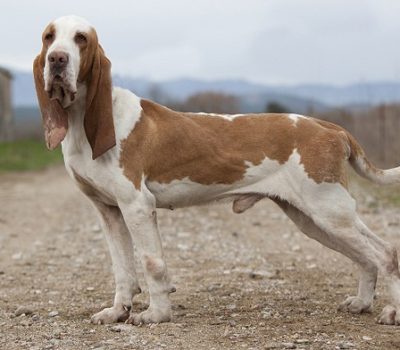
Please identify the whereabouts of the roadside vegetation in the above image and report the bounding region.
[0,140,62,171]
[348,169,400,209]
[369,182,400,208]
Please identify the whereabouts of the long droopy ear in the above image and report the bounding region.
[33,53,68,150]
[84,45,116,160]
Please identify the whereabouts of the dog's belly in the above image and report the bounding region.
[146,156,293,209]
[148,178,235,209]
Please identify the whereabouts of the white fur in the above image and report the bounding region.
[196,112,244,120]
[288,113,306,124]
[352,155,400,185]
[112,87,143,150]
[43,16,400,327]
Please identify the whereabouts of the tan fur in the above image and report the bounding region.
[314,118,384,181]
[120,100,350,189]
[80,30,116,160]
[77,29,99,82]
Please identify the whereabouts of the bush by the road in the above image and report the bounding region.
[0,140,62,171]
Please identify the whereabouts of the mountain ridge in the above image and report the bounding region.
[9,69,400,115]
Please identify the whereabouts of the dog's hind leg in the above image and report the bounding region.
[273,196,377,314]
[355,218,400,324]
[277,182,400,325]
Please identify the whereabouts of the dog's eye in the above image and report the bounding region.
[75,33,87,45]
[44,33,54,42]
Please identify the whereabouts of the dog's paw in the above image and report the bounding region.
[91,305,130,325]
[377,305,400,325]
[125,307,171,325]
[337,296,372,314]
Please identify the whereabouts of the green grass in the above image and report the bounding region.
[349,170,400,208]
[0,140,62,171]
[372,184,400,207]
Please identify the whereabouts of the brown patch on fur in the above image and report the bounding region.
[74,28,115,160]
[314,118,383,180]
[120,100,351,189]
[76,29,98,82]
[296,118,349,186]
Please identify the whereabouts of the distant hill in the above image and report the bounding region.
[114,76,327,113]
[277,83,400,107]
[10,70,400,116]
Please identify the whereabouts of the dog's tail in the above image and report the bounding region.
[346,131,400,185]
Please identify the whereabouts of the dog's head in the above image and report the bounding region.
[33,15,115,159]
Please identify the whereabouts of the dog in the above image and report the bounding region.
[33,15,400,326]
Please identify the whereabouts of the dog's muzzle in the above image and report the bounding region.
[46,51,76,107]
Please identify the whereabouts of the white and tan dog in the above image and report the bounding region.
[33,15,400,326]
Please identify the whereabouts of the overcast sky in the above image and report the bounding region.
[1,0,400,85]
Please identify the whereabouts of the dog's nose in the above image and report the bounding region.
[48,51,69,71]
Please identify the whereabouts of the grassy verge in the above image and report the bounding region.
[349,170,400,208]
[0,140,62,172]
[372,183,400,207]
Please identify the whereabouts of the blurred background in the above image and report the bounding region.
[1,0,400,169]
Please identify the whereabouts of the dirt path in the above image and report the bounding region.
[1,166,400,349]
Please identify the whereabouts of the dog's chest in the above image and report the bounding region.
[61,125,124,206]
[64,154,117,205]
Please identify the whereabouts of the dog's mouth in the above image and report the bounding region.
[46,73,77,108]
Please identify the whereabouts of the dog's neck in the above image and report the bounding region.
[62,82,88,155]
[68,82,87,115]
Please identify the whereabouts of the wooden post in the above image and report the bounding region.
[378,104,386,167]
[0,67,14,141]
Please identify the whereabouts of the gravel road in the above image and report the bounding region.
[1,166,400,349]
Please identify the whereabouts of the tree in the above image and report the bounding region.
[147,84,168,104]
[265,101,288,113]
[180,92,241,114]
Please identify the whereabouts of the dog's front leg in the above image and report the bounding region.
[90,201,141,324]
[119,189,174,325]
